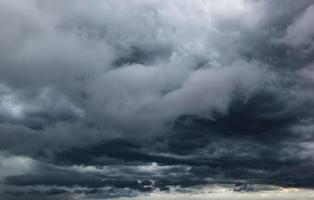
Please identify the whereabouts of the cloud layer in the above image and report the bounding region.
[1,0,314,199]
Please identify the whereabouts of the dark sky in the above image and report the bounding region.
[1,0,314,199]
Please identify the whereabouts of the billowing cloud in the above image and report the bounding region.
[1,0,314,199]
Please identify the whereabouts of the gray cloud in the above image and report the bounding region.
[282,4,314,50]
[0,84,83,129]
[1,0,314,199]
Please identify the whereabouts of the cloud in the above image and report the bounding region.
[107,186,314,200]
[1,0,314,199]
[0,84,83,129]
[282,4,314,49]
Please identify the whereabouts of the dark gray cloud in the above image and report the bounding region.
[1,0,314,199]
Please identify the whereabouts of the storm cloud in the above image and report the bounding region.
[1,0,314,199]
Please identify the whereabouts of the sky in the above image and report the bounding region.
[1,0,314,199]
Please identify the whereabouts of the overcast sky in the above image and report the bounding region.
[1,0,314,199]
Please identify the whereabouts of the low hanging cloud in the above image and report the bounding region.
[1,0,314,199]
